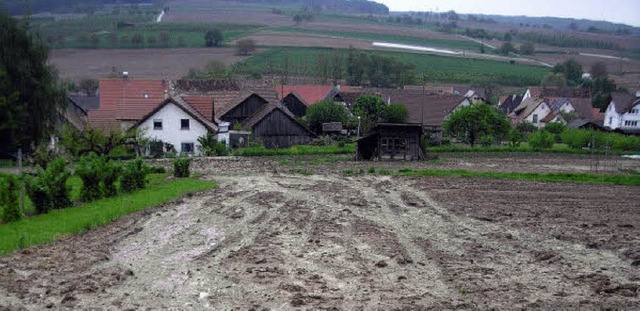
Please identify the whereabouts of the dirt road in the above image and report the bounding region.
[0,157,639,309]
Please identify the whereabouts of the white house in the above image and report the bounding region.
[604,92,640,131]
[509,97,551,128]
[132,96,218,156]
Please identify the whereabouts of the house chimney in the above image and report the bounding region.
[636,90,640,98]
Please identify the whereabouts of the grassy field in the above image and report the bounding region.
[233,144,356,156]
[273,26,490,51]
[236,46,549,86]
[0,175,215,254]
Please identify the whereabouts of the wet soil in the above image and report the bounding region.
[0,154,638,309]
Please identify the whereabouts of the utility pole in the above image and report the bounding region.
[421,72,427,127]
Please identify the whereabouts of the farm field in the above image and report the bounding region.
[236,46,550,86]
[1,154,639,309]
[48,47,253,81]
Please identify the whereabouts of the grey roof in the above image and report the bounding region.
[68,94,100,111]
[500,94,524,114]
[610,92,639,114]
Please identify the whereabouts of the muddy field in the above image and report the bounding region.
[0,154,639,309]
[49,48,251,82]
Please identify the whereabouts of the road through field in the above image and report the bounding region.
[0,158,638,309]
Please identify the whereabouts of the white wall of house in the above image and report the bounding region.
[558,102,575,114]
[604,102,621,129]
[137,103,209,155]
[620,103,640,130]
[526,103,551,128]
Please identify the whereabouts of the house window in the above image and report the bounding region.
[181,143,194,154]
[181,119,190,130]
[153,119,163,130]
[609,117,612,125]
[624,120,638,127]
[532,114,538,124]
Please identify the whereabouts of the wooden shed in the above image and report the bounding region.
[244,103,315,148]
[356,123,425,161]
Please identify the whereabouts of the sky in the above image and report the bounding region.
[376,0,640,27]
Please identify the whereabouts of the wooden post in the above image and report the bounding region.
[18,148,25,216]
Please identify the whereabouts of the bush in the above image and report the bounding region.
[121,158,149,193]
[508,129,525,148]
[1,175,22,223]
[479,135,494,147]
[149,166,167,174]
[198,133,229,156]
[43,158,72,210]
[26,157,72,213]
[611,134,640,151]
[561,129,606,149]
[544,122,566,142]
[102,160,122,197]
[173,157,192,178]
[528,130,555,150]
[75,154,105,202]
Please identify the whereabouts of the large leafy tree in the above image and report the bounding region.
[0,11,66,155]
[444,104,511,147]
[353,95,386,134]
[305,100,349,134]
[381,103,408,123]
[552,59,583,85]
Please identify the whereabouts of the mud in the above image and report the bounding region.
[0,155,639,309]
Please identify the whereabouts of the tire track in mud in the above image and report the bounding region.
[1,173,638,310]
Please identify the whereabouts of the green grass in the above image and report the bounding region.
[427,143,632,155]
[0,176,215,255]
[237,46,549,86]
[233,144,356,156]
[272,26,489,51]
[393,169,640,186]
[0,160,15,168]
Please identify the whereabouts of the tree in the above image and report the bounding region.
[443,104,511,147]
[159,31,170,47]
[236,38,256,55]
[382,103,408,123]
[552,59,583,85]
[146,35,157,46]
[131,33,144,47]
[78,78,99,96]
[305,100,349,134]
[293,14,302,24]
[519,43,535,55]
[0,11,66,155]
[353,95,386,134]
[590,61,608,79]
[205,29,223,47]
[540,73,567,88]
[498,42,516,55]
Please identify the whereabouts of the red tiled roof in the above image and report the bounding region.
[182,96,215,121]
[276,85,333,106]
[87,110,120,132]
[132,96,218,132]
[99,79,169,120]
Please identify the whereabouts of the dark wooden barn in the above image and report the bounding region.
[219,93,269,126]
[244,104,315,148]
[282,91,308,118]
[356,123,425,161]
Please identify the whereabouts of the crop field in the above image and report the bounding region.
[271,26,490,51]
[236,46,550,86]
[49,47,252,81]
[1,154,639,309]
